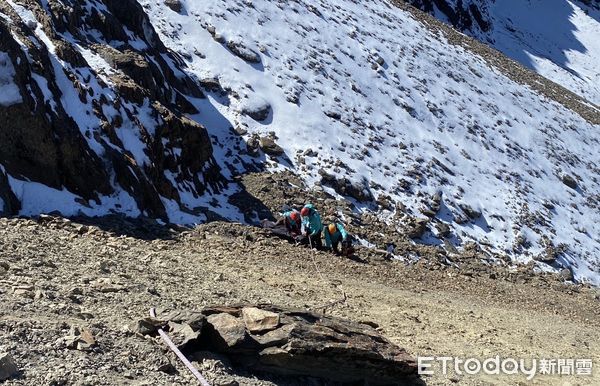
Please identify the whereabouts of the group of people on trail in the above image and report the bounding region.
[274,203,353,256]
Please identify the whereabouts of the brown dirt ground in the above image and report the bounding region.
[0,213,598,385]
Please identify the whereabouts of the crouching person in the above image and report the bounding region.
[324,222,353,256]
[275,209,302,238]
[301,204,323,249]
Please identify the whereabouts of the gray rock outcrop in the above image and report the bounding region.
[140,304,420,385]
[0,0,223,220]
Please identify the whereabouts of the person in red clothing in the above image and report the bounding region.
[275,209,302,237]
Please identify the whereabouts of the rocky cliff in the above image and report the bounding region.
[0,0,223,221]
[404,0,492,35]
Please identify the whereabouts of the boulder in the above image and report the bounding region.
[258,137,284,156]
[133,318,163,335]
[242,307,280,333]
[206,313,248,349]
[405,217,429,239]
[435,222,451,238]
[561,174,578,190]
[168,322,201,348]
[559,267,574,282]
[459,203,482,219]
[250,323,295,346]
[227,41,261,63]
[60,326,97,351]
[133,310,206,348]
[141,304,420,385]
[241,101,271,121]
[245,135,261,157]
[319,170,373,202]
[376,194,394,210]
[199,77,224,93]
[164,0,183,13]
[0,353,18,381]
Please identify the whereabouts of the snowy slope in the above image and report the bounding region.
[0,51,22,106]
[405,0,600,105]
[138,0,600,284]
[487,0,600,105]
[0,0,598,284]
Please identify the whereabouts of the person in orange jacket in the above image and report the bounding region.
[323,222,351,255]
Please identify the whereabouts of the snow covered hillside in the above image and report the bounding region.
[140,0,600,284]
[404,0,600,105]
[0,0,599,284]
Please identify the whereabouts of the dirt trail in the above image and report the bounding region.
[0,216,598,385]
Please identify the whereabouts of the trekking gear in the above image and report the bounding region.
[150,308,211,386]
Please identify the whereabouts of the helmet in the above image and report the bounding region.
[301,207,310,217]
[290,211,300,222]
[328,223,337,234]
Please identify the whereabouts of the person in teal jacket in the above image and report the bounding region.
[324,222,350,255]
[300,204,322,249]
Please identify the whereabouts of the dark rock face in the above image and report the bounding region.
[403,0,491,34]
[0,19,112,208]
[578,0,600,10]
[142,304,420,385]
[0,168,19,216]
[0,0,223,220]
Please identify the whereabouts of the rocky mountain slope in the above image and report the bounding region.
[0,0,599,286]
[143,0,600,284]
[403,0,600,105]
[0,0,224,223]
[0,214,599,385]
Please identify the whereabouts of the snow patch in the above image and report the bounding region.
[0,52,22,106]
[7,174,141,218]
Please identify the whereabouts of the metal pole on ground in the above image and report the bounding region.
[149,308,211,386]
